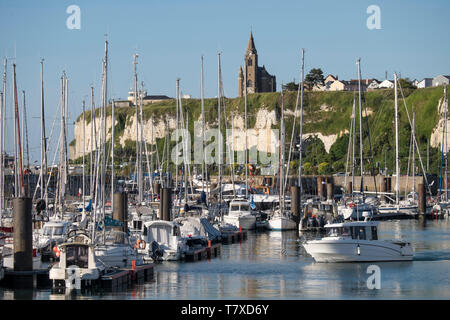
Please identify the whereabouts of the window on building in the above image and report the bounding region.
[247,80,252,87]
[248,59,252,66]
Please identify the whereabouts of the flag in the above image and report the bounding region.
[78,188,82,198]
[250,196,256,210]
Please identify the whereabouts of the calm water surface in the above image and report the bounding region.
[2,218,450,300]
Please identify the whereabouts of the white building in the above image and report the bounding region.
[378,79,394,89]
[433,75,450,87]
[417,78,433,88]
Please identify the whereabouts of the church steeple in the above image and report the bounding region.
[247,32,257,54]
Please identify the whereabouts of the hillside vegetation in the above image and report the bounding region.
[72,85,448,176]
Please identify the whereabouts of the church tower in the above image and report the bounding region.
[238,32,276,97]
[245,32,258,94]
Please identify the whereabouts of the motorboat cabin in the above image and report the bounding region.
[223,199,256,230]
[49,231,104,291]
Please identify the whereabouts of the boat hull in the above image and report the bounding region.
[303,240,414,262]
[267,216,297,230]
[223,214,256,230]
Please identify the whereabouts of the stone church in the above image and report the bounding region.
[238,32,276,97]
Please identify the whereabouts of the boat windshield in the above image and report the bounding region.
[52,226,65,236]
[43,226,64,236]
[65,244,89,268]
[240,204,249,211]
[327,227,351,237]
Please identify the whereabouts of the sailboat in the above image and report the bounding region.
[338,59,378,221]
[377,73,419,216]
[267,84,296,230]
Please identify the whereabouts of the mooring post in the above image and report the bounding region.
[12,197,34,289]
[13,197,33,272]
[291,185,300,226]
[160,187,172,221]
[317,176,323,200]
[326,181,333,201]
[113,192,128,234]
[153,182,161,200]
[379,176,386,203]
[418,183,426,215]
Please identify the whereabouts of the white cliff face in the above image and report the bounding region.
[430,97,450,150]
[70,106,343,159]
[303,132,338,153]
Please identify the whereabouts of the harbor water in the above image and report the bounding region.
[2,218,450,300]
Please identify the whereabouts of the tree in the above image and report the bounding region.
[305,68,325,90]
[282,81,299,92]
[398,78,415,90]
[303,162,314,175]
[318,162,332,175]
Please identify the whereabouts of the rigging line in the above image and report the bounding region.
[397,79,432,196]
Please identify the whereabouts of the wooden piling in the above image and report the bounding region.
[290,185,300,225]
[113,192,128,233]
[379,176,386,203]
[160,187,172,221]
[326,182,333,201]
[418,183,426,214]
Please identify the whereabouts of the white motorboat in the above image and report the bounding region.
[36,219,73,256]
[223,199,256,230]
[140,220,188,261]
[49,230,105,290]
[94,230,143,268]
[303,220,414,262]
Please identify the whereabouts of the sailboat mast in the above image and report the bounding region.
[13,64,24,197]
[111,99,115,209]
[394,73,400,207]
[217,53,223,219]
[201,56,206,194]
[412,111,416,198]
[133,53,141,203]
[0,91,3,217]
[40,60,47,201]
[176,78,180,195]
[356,59,364,200]
[101,40,108,221]
[82,100,86,211]
[22,90,30,193]
[351,93,356,198]
[1,58,6,214]
[444,85,448,202]
[90,86,95,199]
[298,49,305,216]
[280,85,285,211]
[244,60,248,198]
[138,83,144,203]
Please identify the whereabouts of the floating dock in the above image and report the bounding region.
[184,243,222,262]
[221,230,247,244]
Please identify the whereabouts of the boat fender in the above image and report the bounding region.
[53,246,61,258]
[139,240,146,249]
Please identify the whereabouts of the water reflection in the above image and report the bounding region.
[2,219,450,299]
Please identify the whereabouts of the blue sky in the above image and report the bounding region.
[0,0,450,163]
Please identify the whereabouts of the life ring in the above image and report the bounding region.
[135,239,146,250]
